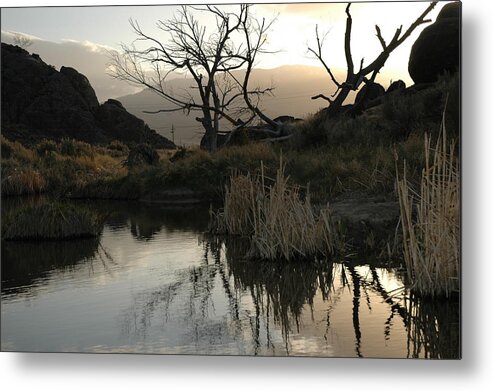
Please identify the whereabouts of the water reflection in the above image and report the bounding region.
[1,201,459,358]
[97,201,210,238]
[1,238,100,296]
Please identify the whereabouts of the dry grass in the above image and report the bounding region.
[1,167,46,195]
[212,159,340,261]
[1,136,128,197]
[2,202,104,240]
[396,121,459,298]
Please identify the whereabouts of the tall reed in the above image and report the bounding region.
[396,121,459,298]
[212,159,339,261]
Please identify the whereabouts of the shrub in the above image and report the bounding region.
[125,144,159,169]
[60,138,95,158]
[107,140,130,157]
[36,139,58,156]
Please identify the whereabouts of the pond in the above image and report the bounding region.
[1,200,460,358]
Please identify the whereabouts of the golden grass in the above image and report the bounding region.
[1,167,46,195]
[1,136,128,196]
[1,136,35,162]
[396,121,459,298]
[212,159,339,261]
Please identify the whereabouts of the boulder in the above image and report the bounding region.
[408,2,460,84]
[1,44,105,143]
[96,99,175,148]
[1,43,175,148]
[355,82,385,108]
[60,66,99,112]
[386,80,406,94]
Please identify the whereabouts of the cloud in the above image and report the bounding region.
[1,30,141,101]
[60,38,117,53]
[259,3,345,20]
[2,30,44,42]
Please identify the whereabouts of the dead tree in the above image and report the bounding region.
[109,5,276,152]
[308,2,437,118]
[222,12,294,145]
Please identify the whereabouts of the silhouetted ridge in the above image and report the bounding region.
[1,43,175,148]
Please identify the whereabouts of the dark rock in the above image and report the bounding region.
[386,80,406,94]
[437,2,461,20]
[1,43,175,149]
[273,115,295,123]
[408,2,460,84]
[1,43,104,143]
[60,66,99,112]
[355,82,385,108]
[97,99,175,148]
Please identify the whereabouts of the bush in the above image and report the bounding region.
[107,140,130,157]
[125,144,159,169]
[60,138,95,158]
[36,139,58,157]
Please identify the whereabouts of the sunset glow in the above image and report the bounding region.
[2,1,450,87]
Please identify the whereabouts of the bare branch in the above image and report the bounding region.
[309,1,437,118]
[307,25,341,88]
[375,25,386,49]
[344,3,354,76]
[311,94,333,103]
[108,4,277,151]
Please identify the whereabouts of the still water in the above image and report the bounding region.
[1,200,460,358]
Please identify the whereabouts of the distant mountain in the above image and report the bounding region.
[1,43,175,148]
[116,65,367,146]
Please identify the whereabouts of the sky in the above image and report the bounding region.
[1,1,449,85]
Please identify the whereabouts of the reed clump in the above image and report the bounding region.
[2,202,104,240]
[396,122,459,298]
[212,160,339,261]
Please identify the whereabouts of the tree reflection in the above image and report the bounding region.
[117,233,459,357]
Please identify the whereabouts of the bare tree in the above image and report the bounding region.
[308,2,437,118]
[109,4,276,151]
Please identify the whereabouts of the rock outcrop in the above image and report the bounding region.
[386,80,406,94]
[355,82,385,109]
[1,43,175,148]
[96,99,175,148]
[408,2,460,84]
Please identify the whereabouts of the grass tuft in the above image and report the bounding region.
[396,120,459,298]
[212,159,340,261]
[2,202,105,240]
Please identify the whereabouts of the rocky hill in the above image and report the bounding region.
[1,43,175,148]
